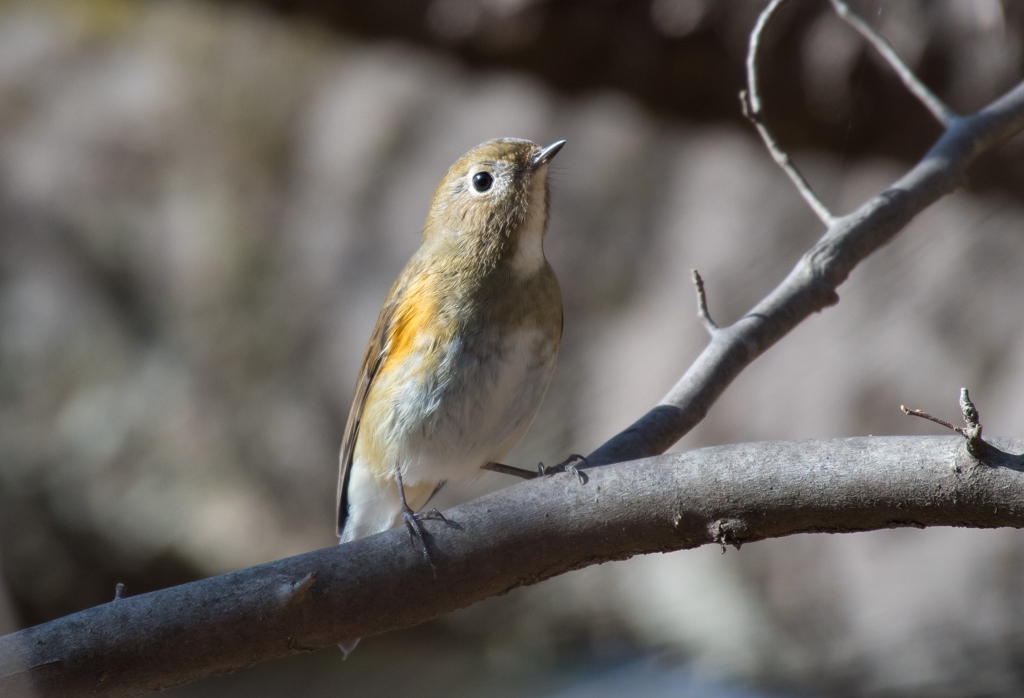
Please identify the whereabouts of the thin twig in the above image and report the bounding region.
[901,406,964,434]
[691,270,718,335]
[829,0,956,127]
[743,0,836,227]
[901,388,986,457]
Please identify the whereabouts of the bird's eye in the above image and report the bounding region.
[472,171,493,192]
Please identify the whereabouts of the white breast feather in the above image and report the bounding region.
[383,327,556,484]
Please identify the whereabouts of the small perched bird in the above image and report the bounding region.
[336,138,567,554]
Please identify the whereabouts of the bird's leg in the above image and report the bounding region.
[483,456,589,484]
[481,462,539,480]
[395,470,446,576]
[537,454,589,484]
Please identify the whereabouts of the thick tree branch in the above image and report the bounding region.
[587,75,1024,468]
[3,436,1024,697]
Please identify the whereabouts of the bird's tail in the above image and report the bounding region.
[337,637,361,659]
[336,537,362,658]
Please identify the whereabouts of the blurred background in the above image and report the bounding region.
[1,0,1023,695]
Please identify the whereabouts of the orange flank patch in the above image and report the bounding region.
[355,271,450,483]
[378,274,442,378]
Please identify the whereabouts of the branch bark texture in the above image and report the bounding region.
[587,78,1024,468]
[3,436,1024,697]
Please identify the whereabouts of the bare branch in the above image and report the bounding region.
[742,0,836,226]
[587,77,1024,468]
[691,269,718,335]
[829,0,957,127]
[3,436,1023,697]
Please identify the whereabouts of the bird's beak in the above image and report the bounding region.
[530,140,566,171]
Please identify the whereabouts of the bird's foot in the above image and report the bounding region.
[538,454,589,484]
[401,504,447,577]
[418,507,449,525]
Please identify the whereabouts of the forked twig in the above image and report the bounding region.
[588,26,1024,468]
[829,0,956,127]
[742,0,959,227]
[742,0,836,227]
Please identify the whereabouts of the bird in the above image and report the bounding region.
[336,137,569,559]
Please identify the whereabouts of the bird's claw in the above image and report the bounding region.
[401,505,439,577]
[537,453,588,484]
[420,508,448,525]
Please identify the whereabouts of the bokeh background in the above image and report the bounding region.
[1,0,1023,695]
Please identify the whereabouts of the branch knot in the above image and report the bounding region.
[710,518,748,553]
[278,572,318,609]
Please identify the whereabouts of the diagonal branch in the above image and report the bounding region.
[829,0,957,127]
[741,0,837,227]
[586,76,1024,467]
[3,436,1024,697]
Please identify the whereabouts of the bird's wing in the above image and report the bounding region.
[336,282,405,538]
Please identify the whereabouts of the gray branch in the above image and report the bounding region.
[587,75,1024,468]
[2,436,1024,697]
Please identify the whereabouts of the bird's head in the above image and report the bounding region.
[422,138,565,272]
